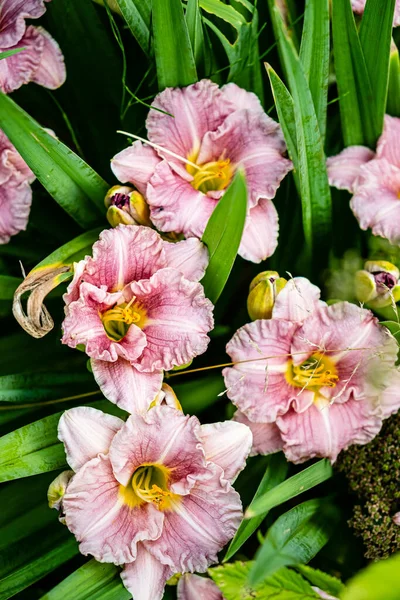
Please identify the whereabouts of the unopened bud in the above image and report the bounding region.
[105,186,151,227]
[48,470,74,511]
[355,260,400,308]
[150,383,182,411]
[247,271,287,320]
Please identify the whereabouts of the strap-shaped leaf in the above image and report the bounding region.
[115,0,151,55]
[388,42,400,117]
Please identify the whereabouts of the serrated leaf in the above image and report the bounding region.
[115,0,151,55]
[341,553,400,600]
[0,93,108,227]
[201,170,247,304]
[295,565,345,597]
[248,499,340,585]
[209,563,319,600]
[245,459,333,518]
[152,0,198,89]
[225,453,289,561]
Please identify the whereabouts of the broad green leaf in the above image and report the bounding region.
[200,0,247,25]
[115,0,151,55]
[209,563,319,600]
[332,0,379,147]
[0,48,25,60]
[0,276,21,301]
[186,0,206,69]
[359,0,396,134]
[245,459,333,518]
[0,93,108,227]
[299,0,330,142]
[268,5,332,262]
[387,42,400,117]
[0,371,95,403]
[341,553,400,600]
[225,453,289,561]
[295,565,345,597]
[248,499,340,585]
[41,560,129,600]
[201,170,247,304]
[152,0,198,89]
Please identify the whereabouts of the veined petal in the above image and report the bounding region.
[32,26,66,89]
[0,178,31,244]
[130,268,214,372]
[199,420,252,483]
[109,406,206,492]
[272,277,323,323]
[111,141,161,195]
[58,406,124,471]
[238,199,279,263]
[0,25,43,93]
[0,130,35,185]
[121,545,173,600]
[0,0,47,48]
[377,115,400,167]
[327,146,375,193]
[162,238,209,282]
[146,463,242,573]
[233,410,283,457]
[177,574,223,600]
[147,160,216,237]
[379,368,400,418]
[63,454,164,564]
[277,396,382,463]
[221,82,266,114]
[91,358,163,414]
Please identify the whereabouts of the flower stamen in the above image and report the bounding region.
[286,352,339,390]
[189,159,234,193]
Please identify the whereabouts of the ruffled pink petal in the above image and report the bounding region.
[81,225,166,291]
[377,115,400,168]
[238,198,279,263]
[146,463,242,573]
[223,319,313,423]
[0,178,31,244]
[63,259,87,306]
[0,25,43,93]
[199,420,252,483]
[350,159,400,245]
[0,0,46,48]
[162,238,209,282]
[379,368,400,418]
[129,268,214,372]
[272,277,323,323]
[147,160,216,237]
[197,110,292,209]
[121,544,173,600]
[177,574,223,600]
[109,406,207,492]
[58,406,124,471]
[146,79,229,161]
[277,396,382,463]
[327,145,375,193]
[0,131,34,185]
[91,358,163,413]
[233,410,283,457]
[63,454,164,564]
[221,82,266,114]
[31,26,66,89]
[61,283,147,363]
[111,142,161,195]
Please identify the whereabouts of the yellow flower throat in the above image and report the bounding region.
[286,352,338,390]
[186,153,234,194]
[101,297,146,342]
[120,464,175,511]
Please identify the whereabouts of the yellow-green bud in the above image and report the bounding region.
[355,260,400,308]
[104,186,151,228]
[247,271,287,320]
[48,470,74,511]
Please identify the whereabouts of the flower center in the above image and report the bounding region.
[101,298,146,342]
[131,464,172,510]
[286,352,339,390]
[374,271,397,290]
[110,192,130,209]
[188,158,234,193]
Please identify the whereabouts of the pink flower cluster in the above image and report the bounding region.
[223,278,400,463]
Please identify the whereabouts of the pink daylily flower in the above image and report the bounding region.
[62,225,213,413]
[177,574,224,599]
[327,115,400,246]
[54,404,252,600]
[111,80,293,263]
[0,129,35,244]
[351,0,400,27]
[223,278,400,463]
[0,0,66,93]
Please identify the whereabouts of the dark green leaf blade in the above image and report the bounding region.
[387,42,400,117]
[115,0,151,55]
[0,48,26,60]
[201,170,247,304]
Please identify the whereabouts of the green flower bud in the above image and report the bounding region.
[355,260,400,309]
[48,470,74,511]
[247,271,287,320]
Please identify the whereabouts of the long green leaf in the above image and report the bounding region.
[41,560,129,600]
[248,499,339,585]
[359,0,396,133]
[201,170,247,304]
[225,453,288,561]
[245,459,333,518]
[266,64,298,167]
[0,371,95,403]
[115,0,151,55]
[32,228,102,272]
[299,0,330,142]
[186,0,206,69]
[387,41,400,117]
[268,5,332,262]
[332,0,379,147]
[152,0,198,89]
[0,48,26,60]
[0,93,108,227]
